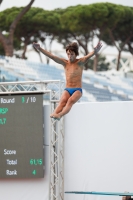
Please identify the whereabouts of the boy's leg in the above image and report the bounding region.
[52,90,82,119]
[50,90,70,117]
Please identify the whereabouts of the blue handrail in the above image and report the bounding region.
[65,191,133,196]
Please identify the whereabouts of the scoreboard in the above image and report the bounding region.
[0,94,44,178]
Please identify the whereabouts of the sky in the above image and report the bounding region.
[0,0,133,11]
[0,0,132,63]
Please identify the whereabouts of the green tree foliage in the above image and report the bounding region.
[0,0,34,57]
[0,43,4,55]
[102,5,133,70]
[0,2,133,71]
[0,33,21,56]
[15,8,61,60]
[58,3,129,70]
[124,38,133,55]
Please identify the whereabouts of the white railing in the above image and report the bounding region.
[103,53,133,72]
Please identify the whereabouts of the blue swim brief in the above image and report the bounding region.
[64,88,82,96]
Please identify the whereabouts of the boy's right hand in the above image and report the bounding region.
[33,42,40,51]
[94,42,102,54]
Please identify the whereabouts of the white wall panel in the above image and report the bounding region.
[64,101,133,200]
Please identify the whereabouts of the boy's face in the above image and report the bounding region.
[66,50,76,62]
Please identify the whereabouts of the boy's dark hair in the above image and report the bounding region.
[66,42,79,56]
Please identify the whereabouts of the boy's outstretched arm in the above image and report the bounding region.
[33,42,66,66]
[78,42,102,65]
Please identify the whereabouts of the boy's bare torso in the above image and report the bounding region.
[33,42,102,119]
[63,59,83,88]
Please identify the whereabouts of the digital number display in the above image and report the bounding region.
[0,94,44,178]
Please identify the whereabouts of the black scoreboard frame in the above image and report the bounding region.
[0,93,44,179]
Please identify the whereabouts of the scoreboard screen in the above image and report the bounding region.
[0,94,44,178]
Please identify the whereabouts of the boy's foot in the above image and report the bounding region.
[50,113,62,120]
[50,113,54,118]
